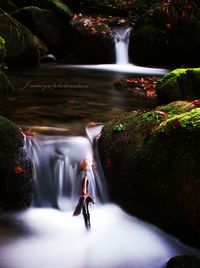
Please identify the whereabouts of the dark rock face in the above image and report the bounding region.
[167,254,200,268]
[99,101,200,246]
[156,68,200,104]
[13,7,68,59]
[0,14,40,66]
[0,71,13,93]
[129,1,200,67]
[12,0,48,8]
[0,116,32,211]
[0,0,18,12]
[66,14,115,64]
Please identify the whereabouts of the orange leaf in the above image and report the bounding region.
[147,90,156,96]
[21,127,35,137]
[14,166,24,174]
[80,158,87,171]
[155,110,169,118]
[192,100,200,106]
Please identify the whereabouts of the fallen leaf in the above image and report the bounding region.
[14,166,24,174]
[80,158,87,171]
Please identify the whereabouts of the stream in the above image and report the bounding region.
[0,64,198,268]
[0,27,199,268]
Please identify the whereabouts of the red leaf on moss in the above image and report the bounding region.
[172,119,181,130]
[147,90,156,96]
[155,110,169,118]
[192,100,200,106]
[14,166,24,174]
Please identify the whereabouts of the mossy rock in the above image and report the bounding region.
[13,6,69,59]
[0,14,40,66]
[128,25,166,65]
[67,14,115,63]
[167,254,200,268]
[0,36,6,62]
[0,116,32,210]
[47,0,73,23]
[99,101,200,246]
[0,71,13,93]
[129,1,200,66]
[156,68,200,104]
[33,35,48,57]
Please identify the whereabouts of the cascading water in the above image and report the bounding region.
[113,27,132,65]
[68,26,169,75]
[0,126,199,268]
[24,125,107,211]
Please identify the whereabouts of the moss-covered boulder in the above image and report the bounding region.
[129,1,200,66]
[47,0,73,23]
[156,68,200,104]
[0,116,32,210]
[13,6,69,60]
[167,254,200,268]
[0,14,40,66]
[99,101,200,246]
[0,71,13,93]
[67,14,115,63]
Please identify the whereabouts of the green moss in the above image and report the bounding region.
[155,101,195,116]
[47,0,73,22]
[99,101,200,244]
[0,36,6,61]
[156,68,200,103]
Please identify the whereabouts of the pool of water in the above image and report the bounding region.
[2,64,163,135]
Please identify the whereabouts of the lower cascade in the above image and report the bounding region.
[0,126,198,268]
[24,125,107,211]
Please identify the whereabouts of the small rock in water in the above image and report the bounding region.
[167,254,200,268]
[40,54,57,63]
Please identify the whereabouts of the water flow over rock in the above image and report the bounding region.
[113,27,132,64]
[24,125,107,211]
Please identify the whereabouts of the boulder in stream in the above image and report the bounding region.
[67,14,115,64]
[99,100,200,246]
[129,1,200,66]
[13,6,69,60]
[0,14,40,66]
[156,68,200,104]
[0,116,32,210]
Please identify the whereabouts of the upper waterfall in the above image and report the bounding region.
[113,27,132,64]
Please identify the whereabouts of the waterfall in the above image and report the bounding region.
[113,27,132,65]
[24,125,107,211]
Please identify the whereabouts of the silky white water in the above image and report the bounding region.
[0,126,198,268]
[113,27,132,65]
[0,205,197,268]
[66,27,169,75]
